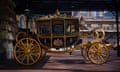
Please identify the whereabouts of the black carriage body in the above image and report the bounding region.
[36,17,79,49]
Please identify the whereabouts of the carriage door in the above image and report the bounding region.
[52,19,64,48]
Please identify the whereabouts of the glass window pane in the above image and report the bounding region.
[40,26,50,34]
[53,25,64,33]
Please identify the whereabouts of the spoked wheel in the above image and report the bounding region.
[14,38,42,65]
[88,42,109,64]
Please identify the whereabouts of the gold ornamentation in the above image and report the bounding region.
[53,38,63,46]
[35,9,76,21]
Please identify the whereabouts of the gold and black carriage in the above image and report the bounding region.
[14,11,110,65]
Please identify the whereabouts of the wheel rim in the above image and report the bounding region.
[88,42,109,64]
[14,38,42,65]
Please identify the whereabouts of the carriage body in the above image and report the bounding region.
[36,15,80,51]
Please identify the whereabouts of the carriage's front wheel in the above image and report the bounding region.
[88,42,109,64]
[14,38,42,65]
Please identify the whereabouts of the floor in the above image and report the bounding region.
[0,49,120,72]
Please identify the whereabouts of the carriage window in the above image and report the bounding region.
[66,24,75,33]
[53,25,64,33]
[40,25,50,34]
[52,20,64,34]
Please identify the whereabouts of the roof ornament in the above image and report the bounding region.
[56,9,60,16]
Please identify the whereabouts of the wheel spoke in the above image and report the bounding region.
[16,43,25,49]
[31,53,40,58]
[92,54,97,60]
[93,46,98,51]
[32,49,40,53]
[27,55,30,64]
[89,49,95,54]
[21,55,26,62]
[20,40,26,48]
[17,53,25,58]
[16,48,24,52]
[101,48,107,53]
[91,46,97,51]
[31,45,39,49]
[97,56,104,63]
[16,50,24,53]
[29,40,34,46]
[99,55,104,62]
[101,53,107,57]
[96,56,100,63]
[30,55,35,62]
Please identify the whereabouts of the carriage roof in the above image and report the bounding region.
[36,10,78,21]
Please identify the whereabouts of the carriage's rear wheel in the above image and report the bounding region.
[88,42,109,64]
[14,38,42,65]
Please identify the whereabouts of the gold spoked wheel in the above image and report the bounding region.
[88,42,109,64]
[14,38,42,65]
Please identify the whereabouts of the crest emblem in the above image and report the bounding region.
[53,38,63,46]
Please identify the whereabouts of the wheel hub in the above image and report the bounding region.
[24,43,32,55]
[24,48,31,55]
[95,51,101,57]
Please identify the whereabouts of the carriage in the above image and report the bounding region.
[14,10,110,65]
